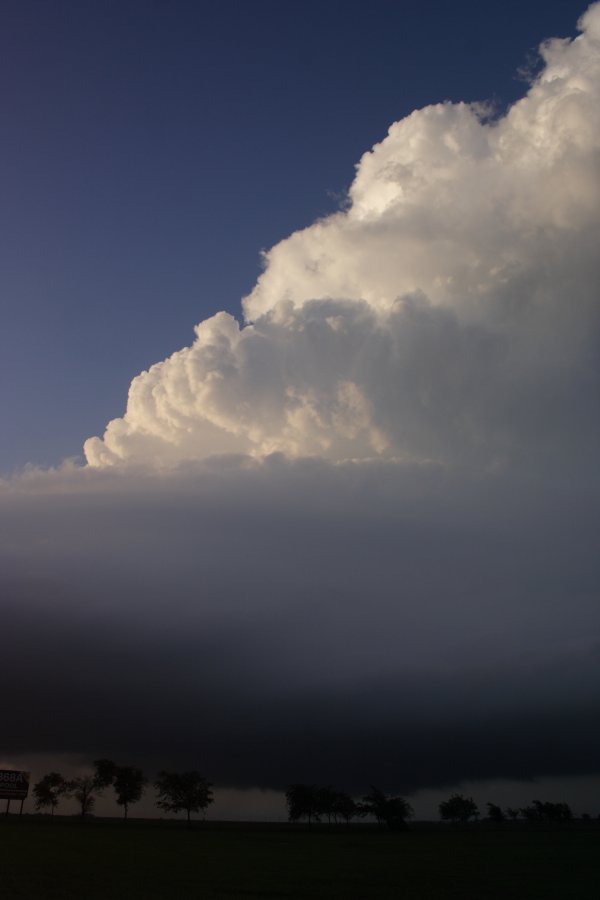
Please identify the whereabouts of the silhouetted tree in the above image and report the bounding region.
[543,801,572,823]
[520,803,539,823]
[286,784,358,825]
[486,802,506,823]
[439,794,479,823]
[506,807,520,821]
[66,775,102,818]
[332,790,357,824]
[360,786,414,829]
[33,772,68,815]
[521,800,572,824]
[316,786,337,823]
[93,759,146,820]
[113,766,146,820]
[94,759,118,789]
[155,771,213,826]
[285,784,321,824]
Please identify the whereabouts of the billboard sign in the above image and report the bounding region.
[0,770,30,800]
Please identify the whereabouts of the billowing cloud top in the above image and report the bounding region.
[85,3,600,471]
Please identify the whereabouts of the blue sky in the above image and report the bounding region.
[0,0,581,471]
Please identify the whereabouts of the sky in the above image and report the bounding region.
[2,1,600,820]
[0,0,583,472]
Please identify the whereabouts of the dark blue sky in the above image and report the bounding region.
[0,0,581,471]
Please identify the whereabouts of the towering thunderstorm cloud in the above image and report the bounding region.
[2,5,600,801]
[86,4,600,471]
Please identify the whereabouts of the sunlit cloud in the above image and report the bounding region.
[85,4,600,473]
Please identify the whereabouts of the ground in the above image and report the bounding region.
[1,817,598,899]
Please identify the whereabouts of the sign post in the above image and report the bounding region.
[0,770,30,815]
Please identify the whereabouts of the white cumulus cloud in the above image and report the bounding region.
[85,3,600,471]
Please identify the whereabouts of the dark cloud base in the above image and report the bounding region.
[2,460,599,795]
[4,599,600,794]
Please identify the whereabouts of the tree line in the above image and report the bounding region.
[285,786,576,828]
[32,764,578,826]
[285,784,413,829]
[439,794,573,824]
[33,760,213,824]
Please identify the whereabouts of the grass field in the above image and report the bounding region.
[1,817,598,899]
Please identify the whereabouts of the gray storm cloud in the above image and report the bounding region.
[1,457,599,791]
[2,5,600,798]
[85,3,600,471]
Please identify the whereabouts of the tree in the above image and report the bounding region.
[33,772,68,816]
[93,758,118,789]
[113,766,146,820]
[66,775,102,818]
[332,790,358,824]
[553,802,573,823]
[154,771,213,825]
[360,786,414,830]
[542,801,572,823]
[286,784,359,825]
[486,802,506,823]
[93,759,146,820]
[520,803,540,823]
[521,800,573,824]
[439,794,479,823]
[285,784,321,824]
[316,786,338,824]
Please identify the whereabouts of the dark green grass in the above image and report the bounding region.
[1,818,598,899]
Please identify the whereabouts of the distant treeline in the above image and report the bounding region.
[285,786,578,829]
[33,761,212,824]
[30,761,585,827]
